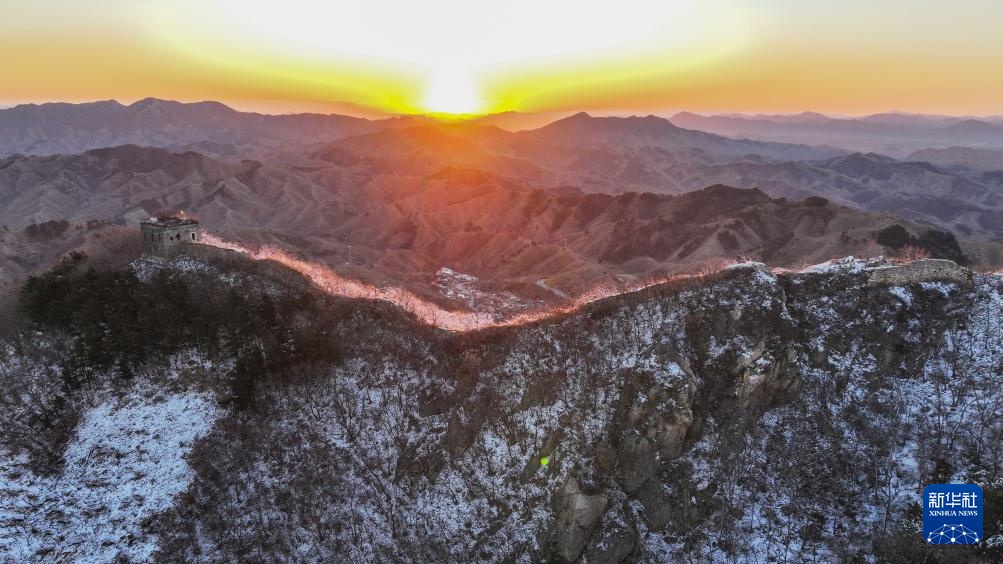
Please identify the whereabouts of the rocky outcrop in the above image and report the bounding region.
[585,527,638,564]
[617,434,659,493]
[552,477,609,561]
[736,346,802,417]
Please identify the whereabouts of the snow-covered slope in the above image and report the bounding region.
[1,254,1000,561]
[0,391,218,561]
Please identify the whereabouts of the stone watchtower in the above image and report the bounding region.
[140,215,202,258]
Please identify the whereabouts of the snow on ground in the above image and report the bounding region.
[797,256,879,275]
[0,392,219,562]
[726,261,777,286]
[435,266,539,319]
[887,286,913,306]
[129,256,215,282]
[919,281,956,297]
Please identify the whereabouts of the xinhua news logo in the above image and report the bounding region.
[923,484,983,545]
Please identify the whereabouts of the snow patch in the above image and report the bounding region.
[800,256,879,275]
[920,281,956,297]
[727,262,777,286]
[0,392,219,562]
[887,286,913,306]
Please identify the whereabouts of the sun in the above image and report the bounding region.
[423,72,482,115]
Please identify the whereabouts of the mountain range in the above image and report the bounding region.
[669,110,1003,156]
[5,107,1002,230]
[1,99,1002,308]
[0,98,390,160]
[0,144,987,304]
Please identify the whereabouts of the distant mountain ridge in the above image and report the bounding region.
[0,98,387,159]
[5,98,1003,162]
[669,110,1003,156]
[519,112,838,162]
[311,117,1003,237]
[3,99,1002,278]
[907,146,1003,172]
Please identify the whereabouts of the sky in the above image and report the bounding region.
[2,0,1003,116]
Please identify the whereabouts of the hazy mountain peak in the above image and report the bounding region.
[539,111,679,134]
[795,110,831,121]
[127,97,237,115]
[8,99,125,111]
[129,97,172,108]
[941,118,1001,134]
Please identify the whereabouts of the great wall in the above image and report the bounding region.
[137,217,984,333]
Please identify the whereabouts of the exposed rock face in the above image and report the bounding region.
[736,345,801,418]
[617,434,659,493]
[552,477,609,561]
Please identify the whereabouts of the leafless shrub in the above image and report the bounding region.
[890,244,931,263]
[0,333,81,473]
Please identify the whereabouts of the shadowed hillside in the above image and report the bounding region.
[1,250,999,561]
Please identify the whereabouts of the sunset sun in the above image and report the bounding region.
[422,72,482,115]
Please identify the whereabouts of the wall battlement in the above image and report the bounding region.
[141,216,201,259]
[866,259,971,287]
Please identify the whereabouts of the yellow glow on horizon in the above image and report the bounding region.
[138,0,749,115]
[2,1,1003,116]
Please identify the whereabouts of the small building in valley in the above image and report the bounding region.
[141,214,201,258]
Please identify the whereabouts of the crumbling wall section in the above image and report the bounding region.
[866,259,971,286]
